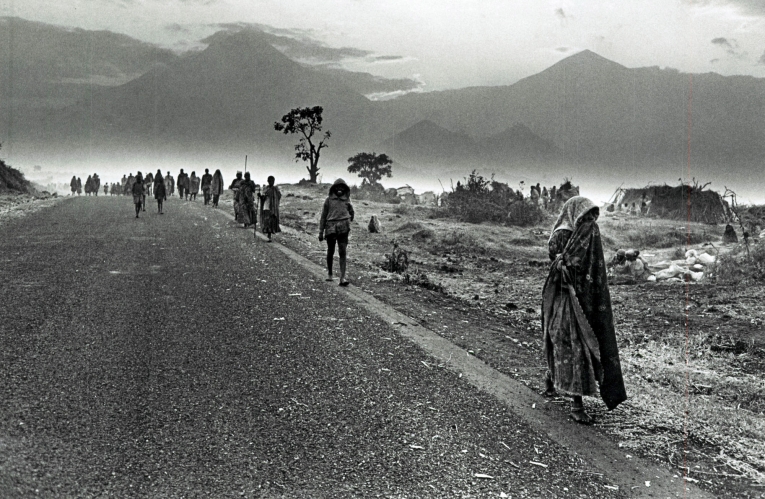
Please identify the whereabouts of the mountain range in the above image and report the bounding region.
[1,17,764,195]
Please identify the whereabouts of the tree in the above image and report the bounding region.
[274,106,330,183]
[347,152,393,187]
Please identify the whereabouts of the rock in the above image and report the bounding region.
[368,215,382,233]
[697,253,715,265]
[505,303,518,310]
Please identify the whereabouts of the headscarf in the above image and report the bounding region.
[549,196,598,241]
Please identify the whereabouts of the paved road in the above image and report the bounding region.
[0,196,622,498]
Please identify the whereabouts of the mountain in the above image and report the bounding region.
[0,17,179,110]
[379,120,560,169]
[376,49,765,178]
[7,28,378,157]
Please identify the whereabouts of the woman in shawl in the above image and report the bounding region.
[239,172,258,233]
[229,172,243,222]
[154,170,166,214]
[70,176,77,196]
[164,171,174,199]
[132,173,144,218]
[189,171,200,201]
[76,177,82,195]
[542,196,627,424]
[211,170,224,208]
[258,175,281,242]
[319,179,355,286]
[85,175,93,195]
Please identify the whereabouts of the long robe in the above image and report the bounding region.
[542,197,627,410]
[259,185,281,234]
[239,180,257,226]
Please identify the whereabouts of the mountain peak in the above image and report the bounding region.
[552,49,626,71]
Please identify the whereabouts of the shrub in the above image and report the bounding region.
[382,240,409,273]
[443,170,546,226]
[716,243,765,283]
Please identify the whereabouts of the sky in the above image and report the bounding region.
[2,0,765,93]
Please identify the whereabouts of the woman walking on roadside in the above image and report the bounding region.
[70,176,77,196]
[318,178,354,286]
[154,170,166,214]
[542,196,627,424]
[132,172,144,218]
[211,169,224,208]
[258,175,281,242]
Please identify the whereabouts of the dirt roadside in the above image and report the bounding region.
[217,182,764,499]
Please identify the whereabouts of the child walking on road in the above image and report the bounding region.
[319,179,354,286]
[132,173,144,218]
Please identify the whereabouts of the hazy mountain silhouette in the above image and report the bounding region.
[377,49,765,179]
[2,18,764,191]
[0,17,179,110]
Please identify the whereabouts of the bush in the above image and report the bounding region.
[443,170,546,226]
[382,241,409,273]
[351,183,399,204]
[716,243,765,283]
[624,226,712,249]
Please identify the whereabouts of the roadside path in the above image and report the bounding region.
[0,196,699,497]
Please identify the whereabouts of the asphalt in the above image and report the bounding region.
[0,195,659,497]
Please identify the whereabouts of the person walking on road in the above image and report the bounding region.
[132,173,144,218]
[164,171,175,198]
[258,175,281,242]
[177,169,189,200]
[318,178,354,286]
[189,172,200,201]
[211,169,223,208]
[229,172,243,222]
[542,196,627,424]
[154,170,166,214]
[239,172,258,232]
[76,177,82,195]
[70,176,77,196]
[201,169,213,205]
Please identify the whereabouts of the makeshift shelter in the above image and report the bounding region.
[609,184,732,224]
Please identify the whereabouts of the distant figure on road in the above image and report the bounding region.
[542,196,627,424]
[70,176,77,196]
[154,171,166,214]
[189,172,200,201]
[121,175,127,195]
[85,175,93,196]
[93,174,100,196]
[164,171,175,198]
[259,175,281,242]
[201,169,213,205]
[177,169,189,200]
[103,182,108,196]
[240,172,258,232]
[132,173,144,218]
[319,178,354,286]
[144,172,153,198]
[211,170,224,208]
[229,172,243,222]
[76,177,82,195]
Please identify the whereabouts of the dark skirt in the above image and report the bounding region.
[261,210,281,234]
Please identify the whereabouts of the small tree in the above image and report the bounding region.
[347,152,393,187]
[274,106,331,183]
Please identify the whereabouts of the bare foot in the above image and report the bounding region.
[569,409,593,425]
[339,280,349,287]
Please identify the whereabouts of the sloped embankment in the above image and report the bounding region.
[0,158,37,195]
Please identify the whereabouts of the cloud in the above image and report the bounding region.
[374,55,405,62]
[311,65,422,97]
[165,23,189,33]
[555,8,567,19]
[555,47,570,52]
[211,22,373,62]
[711,36,743,57]
[686,0,765,15]
[758,51,765,64]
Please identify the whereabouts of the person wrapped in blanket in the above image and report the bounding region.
[542,196,627,424]
[318,179,354,286]
[258,175,281,242]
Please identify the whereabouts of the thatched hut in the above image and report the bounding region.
[611,184,731,224]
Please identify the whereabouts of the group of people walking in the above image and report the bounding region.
[69,174,101,196]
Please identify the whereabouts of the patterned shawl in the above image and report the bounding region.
[549,196,598,242]
[542,209,627,410]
